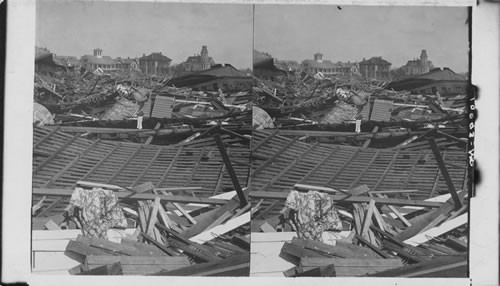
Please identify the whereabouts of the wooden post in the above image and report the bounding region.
[213,133,247,207]
[427,137,462,209]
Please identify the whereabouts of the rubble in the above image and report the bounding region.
[250,64,470,277]
[31,49,470,277]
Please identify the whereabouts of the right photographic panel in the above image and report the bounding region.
[250,5,471,277]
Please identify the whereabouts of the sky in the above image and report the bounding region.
[254,5,469,72]
[36,1,253,69]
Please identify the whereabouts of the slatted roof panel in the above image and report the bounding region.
[370,99,393,121]
[250,130,468,219]
[32,127,250,217]
[151,96,174,118]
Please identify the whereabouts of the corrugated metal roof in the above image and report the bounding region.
[370,99,393,121]
[151,96,174,118]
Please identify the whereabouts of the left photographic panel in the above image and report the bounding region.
[32,1,253,276]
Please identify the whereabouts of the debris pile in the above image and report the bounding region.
[34,69,252,134]
[31,125,251,276]
[253,72,467,133]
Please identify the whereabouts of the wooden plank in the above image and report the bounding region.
[403,213,467,247]
[261,143,320,192]
[33,134,80,174]
[189,212,250,244]
[33,127,60,150]
[36,197,64,217]
[325,149,360,186]
[146,197,161,236]
[250,192,443,208]
[361,126,379,149]
[213,133,247,206]
[428,138,462,209]
[296,146,340,184]
[252,129,279,152]
[368,255,466,277]
[43,140,101,187]
[252,137,298,177]
[300,257,403,276]
[85,255,189,274]
[152,254,249,276]
[74,144,121,188]
[156,147,182,187]
[371,150,400,192]
[361,200,376,239]
[294,184,348,194]
[44,220,61,230]
[131,149,162,187]
[145,122,161,145]
[106,145,143,184]
[76,262,122,275]
[260,222,277,232]
[33,188,229,205]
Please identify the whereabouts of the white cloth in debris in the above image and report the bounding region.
[284,190,343,241]
[355,119,361,133]
[69,187,127,238]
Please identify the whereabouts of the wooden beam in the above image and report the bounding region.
[261,143,319,192]
[156,147,182,187]
[250,191,443,208]
[371,150,400,192]
[325,148,360,186]
[362,126,379,149]
[213,134,247,206]
[252,129,279,152]
[428,138,462,209]
[145,122,161,145]
[74,143,121,188]
[296,146,339,184]
[403,213,467,247]
[131,148,162,187]
[33,134,80,174]
[42,139,101,187]
[106,145,143,184]
[33,188,229,205]
[189,212,250,244]
[33,127,60,150]
[349,150,380,189]
[252,137,298,177]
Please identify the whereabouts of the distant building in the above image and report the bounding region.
[116,57,139,71]
[138,52,172,75]
[301,53,337,75]
[181,46,215,72]
[167,64,252,92]
[359,57,392,80]
[387,67,467,95]
[335,61,360,76]
[401,50,434,76]
[35,47,66,73]
[81,48,121,72]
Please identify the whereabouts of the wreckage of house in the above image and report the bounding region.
[31,42,471,277]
